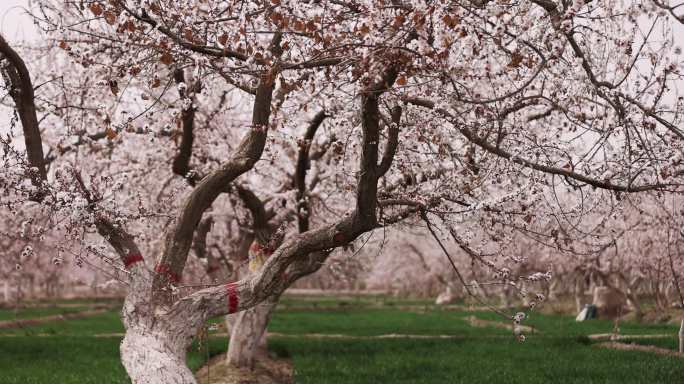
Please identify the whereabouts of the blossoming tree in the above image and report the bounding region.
[1,0,684,382]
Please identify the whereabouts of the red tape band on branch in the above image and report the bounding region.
[250,242,274,256]
[250,242,262,253]
[154,263,180,284]
[123,253,143,269]
[206,265,219,274]
[226,283,239,314]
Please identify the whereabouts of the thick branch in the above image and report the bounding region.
[192,216,230,278]
[154,59,279,290]
[0,34,47,190]
[172,65,401,318]
[234,184,271,240]
[377,106,402,177]
[192,216,213,261]
[356,68,399,223]
[171,68,200,185]
[94,215,145,271]
[295,110,327,232]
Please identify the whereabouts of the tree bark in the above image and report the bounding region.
[119,271,205,384]
[679,318,684,354]
[3,280,9,302]
[121,328,197,384]
[226,302,275,368]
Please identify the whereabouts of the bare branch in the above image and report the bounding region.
[404,97,678,192]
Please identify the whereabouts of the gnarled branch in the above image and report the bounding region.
[153,34,283,292]
[172,64,401,318]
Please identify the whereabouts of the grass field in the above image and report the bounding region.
[1,297,683,383]
[0,306,90,321]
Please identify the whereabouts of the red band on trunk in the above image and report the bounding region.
[250,242,274,256]
[154,263,180,284]
[123,253,144,269]
[206,265,219,274]
[226,283,239,314]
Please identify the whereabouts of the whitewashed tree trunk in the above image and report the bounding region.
[28,275,35,299]
[3,280,8,302]
[626,290,642,321]
[121,328,196,384]
[520,281,531,307]
[226,302,276,368]
[501,283,512,308]
[678,318,684,354]
[623,276,643,322]
[548,277,561,301]
[653,281,667,312]
[574,274,585,313]
[119,269,204,384]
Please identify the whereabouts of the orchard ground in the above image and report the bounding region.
[1,295,684,384]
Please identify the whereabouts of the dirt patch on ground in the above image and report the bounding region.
[594,341,684,358]
[88,331,511,340]
[93,332,125,338]
[196,353,293,384]
[588,333,674,341]
[463,316,536,333]
[0,309,107,329]
[266,332,503,340]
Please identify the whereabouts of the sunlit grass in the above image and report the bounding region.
[1,296,683,383]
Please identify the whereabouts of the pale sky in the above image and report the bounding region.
[0,1,35,134]
[0,0,36,43]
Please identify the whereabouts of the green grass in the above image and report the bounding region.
[276,294,437,310]
[0,335,228,384]
[270,336,684,383]
[0,336,128,384]
[471,310,680,336]
[0,306,91,321]
[622,337,679,351]
[0,311,124,336]
[268,308,506,336]
[1,297,683,383]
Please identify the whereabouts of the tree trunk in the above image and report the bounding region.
[226,302,276,368]
[653,281,667,312]
[679,318,684,354]
[625,277,643,322]
[119,271,204,384]
[574,274,585,313]
[501,282,512,308]
[548,277,561,301]
[121,327,197,384]
[626,290,642,322]
[3,280,8,302]
[28,275,35,299]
